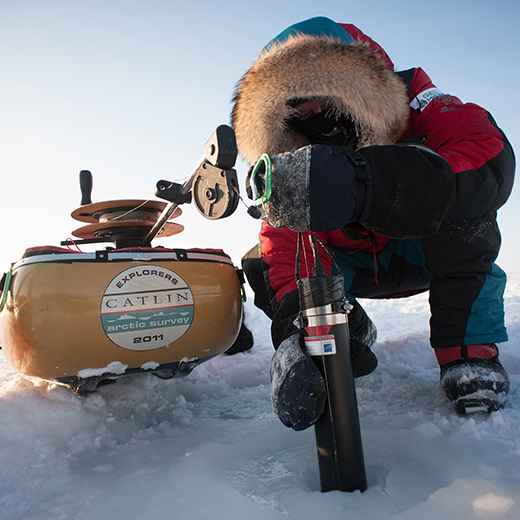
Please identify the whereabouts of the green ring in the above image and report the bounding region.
[251,154,272,205]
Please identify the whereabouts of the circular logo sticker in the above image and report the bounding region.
[100,265,194,351]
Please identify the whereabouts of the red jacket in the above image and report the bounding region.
[260,27,514,303]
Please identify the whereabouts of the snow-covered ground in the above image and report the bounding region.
[1,274,520,520]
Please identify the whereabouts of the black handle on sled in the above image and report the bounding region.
[79,170,93,205]
[298,234,367,493]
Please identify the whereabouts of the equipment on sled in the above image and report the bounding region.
[0,126,245,393]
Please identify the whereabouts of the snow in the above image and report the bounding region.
[77,361,129,379]
[1,275,520,519]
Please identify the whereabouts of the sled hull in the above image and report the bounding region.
[0,248,242,389]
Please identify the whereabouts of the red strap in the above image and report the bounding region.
[434,344,498,366]
[467,344,498,360]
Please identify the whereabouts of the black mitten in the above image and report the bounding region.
[270,332,326,431]
[249,142,456,238]
[249,145,372,232]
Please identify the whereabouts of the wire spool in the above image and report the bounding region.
[71,200,182,224]
[71,221,184,241]
[98,209,158,223]
[69,199,184,248]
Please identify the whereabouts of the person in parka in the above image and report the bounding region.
[232,17,515,428]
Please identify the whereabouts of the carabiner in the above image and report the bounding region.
[250,154,273,206]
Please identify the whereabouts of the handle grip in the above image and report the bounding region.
[79,170,93,205]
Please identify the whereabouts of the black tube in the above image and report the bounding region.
[298,241,367,493]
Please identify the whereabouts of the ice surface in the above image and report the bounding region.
[0,276,519,519]
[77,361,129,378]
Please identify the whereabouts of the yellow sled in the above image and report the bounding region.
[0,246,243,391]
[0,125,247,392]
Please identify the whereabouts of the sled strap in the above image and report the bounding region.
[0,267,13,312]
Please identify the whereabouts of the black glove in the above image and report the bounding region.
[270,332,326,431]
[249,145,373,232]
[250,141,456,238]
[270,302,378,431]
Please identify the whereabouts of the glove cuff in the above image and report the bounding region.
[267,147,312,230]
[258,145,373,232]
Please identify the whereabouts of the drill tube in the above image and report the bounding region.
[298,274,367,493]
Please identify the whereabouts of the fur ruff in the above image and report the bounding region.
[232,34,409,164]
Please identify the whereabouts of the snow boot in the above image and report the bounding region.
[349,300,377,348]
[348,301,378,377]
[224,322,254,355]
[350,338,378,378]
[436,344,509,414]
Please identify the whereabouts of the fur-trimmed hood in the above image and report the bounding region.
[232,25,410,164]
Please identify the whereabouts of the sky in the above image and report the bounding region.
[1,0,519,277]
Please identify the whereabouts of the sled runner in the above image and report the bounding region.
[0,126,245,392]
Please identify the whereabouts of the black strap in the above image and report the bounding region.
[338,148,373,222]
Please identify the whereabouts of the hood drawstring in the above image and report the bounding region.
[369,232,380,286]
[298,230,380,287]
[296,233,346,285]
[344,229,380,286]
